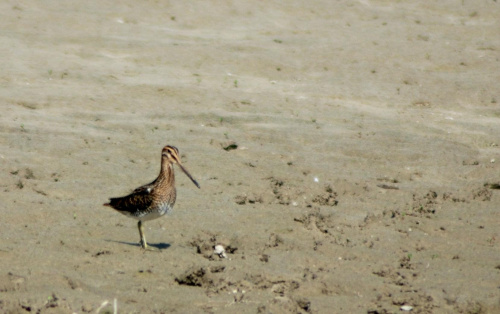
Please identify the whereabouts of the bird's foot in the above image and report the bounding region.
[140,240,160,252]
[143,245,160,252]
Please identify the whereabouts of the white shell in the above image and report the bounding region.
[214,245,227,258]
[400,305,413,311]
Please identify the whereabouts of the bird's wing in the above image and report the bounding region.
[107,187,153,214]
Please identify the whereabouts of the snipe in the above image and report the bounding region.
[104,145,200,250]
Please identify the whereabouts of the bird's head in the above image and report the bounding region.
[162,145,200,189]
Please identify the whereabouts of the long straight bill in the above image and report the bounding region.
[178,164,200,188]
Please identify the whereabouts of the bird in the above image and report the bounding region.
[103,145,200,250]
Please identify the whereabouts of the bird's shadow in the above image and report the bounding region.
[105,239,171,250]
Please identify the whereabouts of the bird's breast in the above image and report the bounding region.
[138,201,173,221]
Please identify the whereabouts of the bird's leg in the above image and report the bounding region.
[138,221,159,251]
[138,221,147,248]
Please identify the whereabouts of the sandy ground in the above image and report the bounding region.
[1,0,500,313]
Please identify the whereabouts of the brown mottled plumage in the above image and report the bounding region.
[104,145,200,250]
